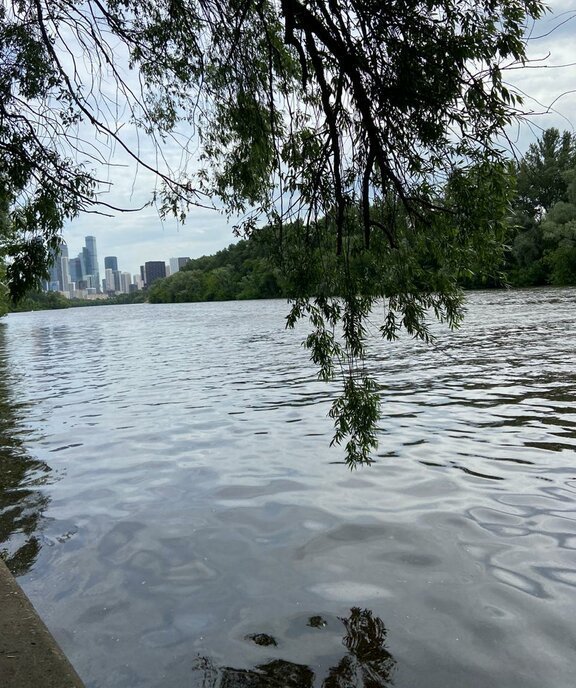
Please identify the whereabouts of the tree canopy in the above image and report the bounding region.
[506,128,576,287]
[0,0,549,464]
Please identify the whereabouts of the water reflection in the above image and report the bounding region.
[192,608,395,688]
[192,656,314,688]
[325,608,395,687]
[0,325,51,575]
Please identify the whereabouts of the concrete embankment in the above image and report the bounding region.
[0,558,85,687]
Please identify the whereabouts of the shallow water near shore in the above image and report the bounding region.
[1,289,575,687]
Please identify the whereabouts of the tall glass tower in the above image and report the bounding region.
[84,236,100,292]
[47,243,70,292]
[104,256,118,272]
[59,243,70,292]
[69,256,83,284]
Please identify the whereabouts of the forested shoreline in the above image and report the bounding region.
[5,127,576,313]
[149,128,576,304]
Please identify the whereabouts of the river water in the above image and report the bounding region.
[0,289,575,688]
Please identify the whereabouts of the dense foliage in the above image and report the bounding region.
[150,127,576,312]
[507,129,576,287]
[1,0,549,464]
[0,269,8,317]
[7,290,71,312]
[149,125,576,308]
[149,234,284,303]
[7,289,147,312]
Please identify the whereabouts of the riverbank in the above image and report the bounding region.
[0,558,85,687]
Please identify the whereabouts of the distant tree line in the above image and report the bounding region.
[147,230,287,303]
[3,127,575,317]
[148,128,576,303]
[5,290,146,313]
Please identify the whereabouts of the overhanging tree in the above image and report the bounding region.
[1,0,546,464]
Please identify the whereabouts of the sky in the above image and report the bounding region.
[62,1,576,278]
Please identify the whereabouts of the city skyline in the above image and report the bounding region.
[48,235,191,298]
[62,234,198,285]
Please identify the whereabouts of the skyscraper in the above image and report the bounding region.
[84,236,100,292]
[144,261,166,287]
[169,257,191,274]
[47,243,70,292]
[68,256,83,284]
[120,272,132,293]
[104,268,115,292]
[59,244,70,293]
[104,256,118,272]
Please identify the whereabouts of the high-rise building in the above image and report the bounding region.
[104,256,118,272]
[47,243,70,293]
[105,268,115,292]
[47,255,59,291]
[84,236,100,292]
[80,248,87,277]
[85,273,99,290]
[169,257,191,274]
[69,256,83,284]
[120,272,132,293]
[144,261,166,287]
[60,244,70,293]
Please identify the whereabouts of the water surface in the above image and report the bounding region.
[1,289,575,687]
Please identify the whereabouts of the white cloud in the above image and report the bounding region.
[504,1,576,151]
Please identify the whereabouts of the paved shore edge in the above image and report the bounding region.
[0,557,85,687]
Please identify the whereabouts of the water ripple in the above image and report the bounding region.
[1,288,576,688]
